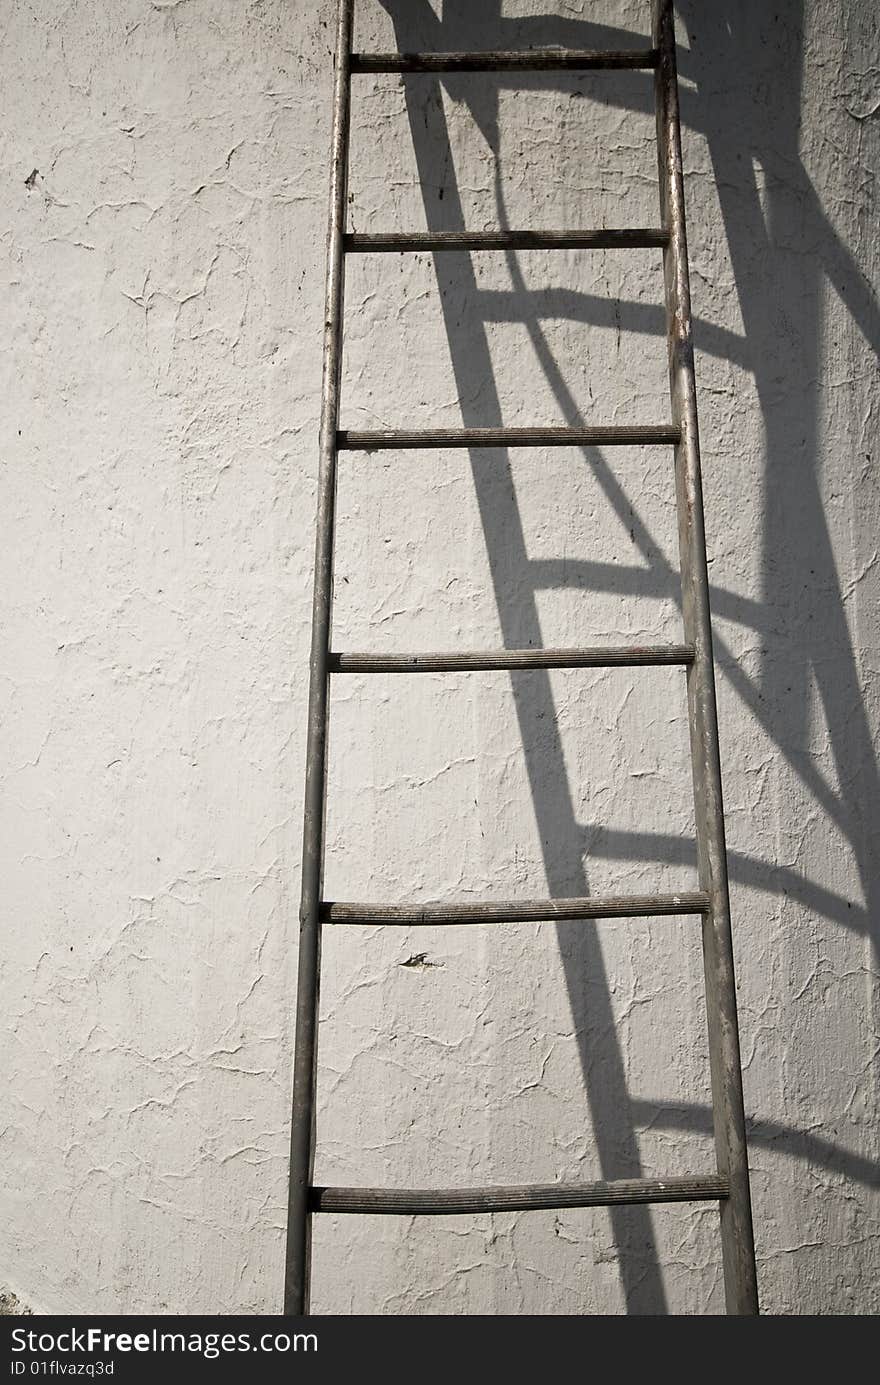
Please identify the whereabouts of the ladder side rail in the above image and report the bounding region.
[284,0,356,1317]
[652,0,759,1315]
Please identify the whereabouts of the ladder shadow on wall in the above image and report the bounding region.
[374,0,880,1312]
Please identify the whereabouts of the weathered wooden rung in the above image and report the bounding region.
[311,1175,729,1215]
[350,49,659,74]
[329,645,693,673]
[321,893,709,925]
[344,229,669,252]
[337,425,680,450]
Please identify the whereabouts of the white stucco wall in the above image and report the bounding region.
[1,0,877,1315]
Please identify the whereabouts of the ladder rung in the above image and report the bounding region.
[311,1175,728,1215]
[321,893,709,925]
[350,49,659,75]
[329,645,693,673]
[338,425,680,451]
[344,229,669,253]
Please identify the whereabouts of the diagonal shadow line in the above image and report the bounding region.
[477,288,752,369]
[628,1099,880,1191]
[379,0,671,1316]
[572,824,870,939]
[716,649,858,843]
[528,557,765,629]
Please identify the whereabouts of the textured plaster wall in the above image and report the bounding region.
[1,0,878,1315]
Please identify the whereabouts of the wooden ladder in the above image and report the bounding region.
[284,0,759,1316]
